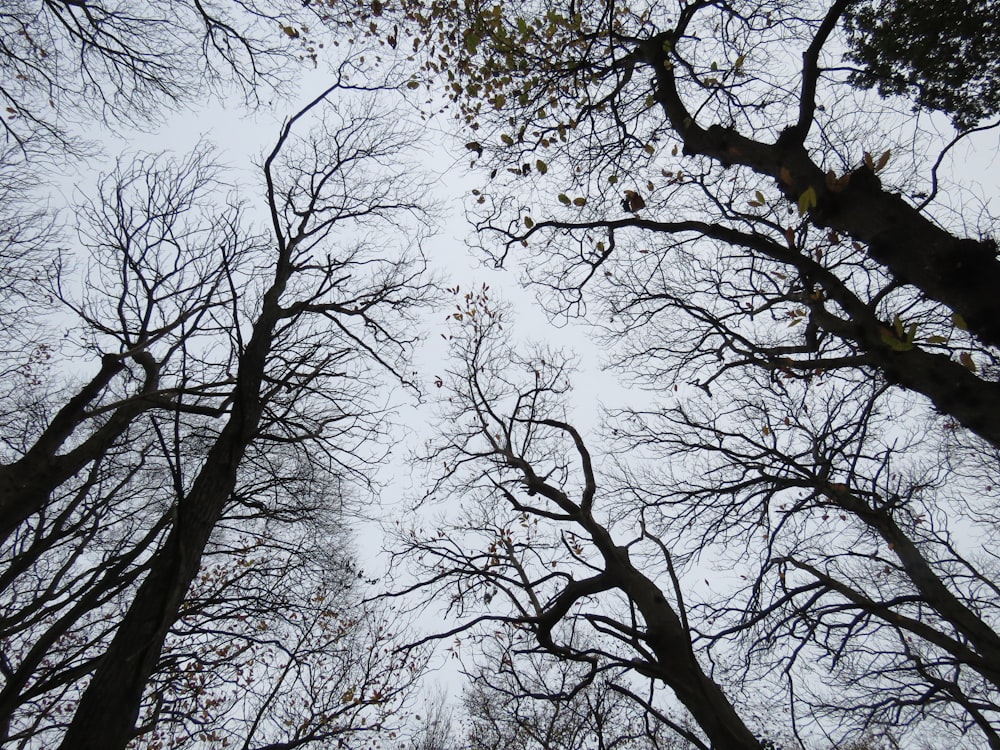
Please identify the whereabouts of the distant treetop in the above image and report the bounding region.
[845,0,1000,129]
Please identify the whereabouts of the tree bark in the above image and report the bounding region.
[642,33,1000,351]
[56,278,284,750]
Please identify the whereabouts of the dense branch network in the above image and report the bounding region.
[377,1,1000,747]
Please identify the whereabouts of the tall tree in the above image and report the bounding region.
[59,83,429,747]
[0,146,240,545]
[400,299,769,750]
[1,1,438,746]
[0,74,433,747]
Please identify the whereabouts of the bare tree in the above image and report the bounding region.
[371,1,1000,746]
[0,145,245,545]
[394,297,765,750]
[0,0,343,152]
[0,146,247,743]
[61,83,429,747]
[0,68,434,748]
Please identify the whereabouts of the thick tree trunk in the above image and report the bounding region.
[644,37,1000,351]
[57,297,280,750]
[55,452,244,750]
[606,551,764,750]
[578,519,764,750]
[635,49,1000,449]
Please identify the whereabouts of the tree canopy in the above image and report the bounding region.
[3,0,1000,748]
[845,0,1000,129]
[0,7,433,748]
[376,1,1000,748]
